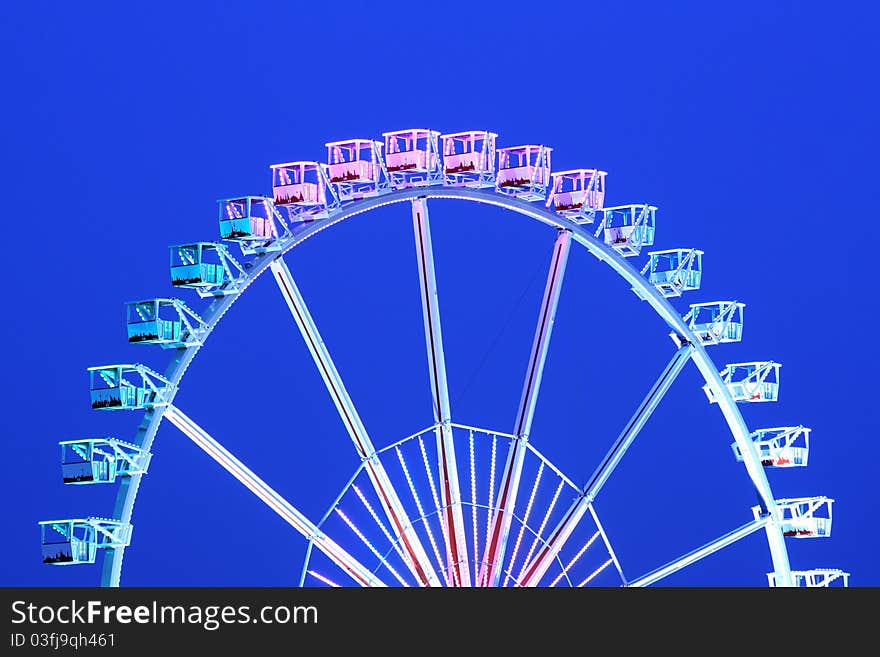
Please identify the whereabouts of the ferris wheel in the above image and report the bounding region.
[39,129,849,588]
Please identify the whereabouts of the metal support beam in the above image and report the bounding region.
[411,197,470,586]
[480,230,572,587]
[628,516,770,587]
[270,258,440,587]
[163,405,385,587]
[519,343,694,586]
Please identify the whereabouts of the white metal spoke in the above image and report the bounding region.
[519,344,694,587]
[162,405,385,587]
[588,504,626,584]
[503,462,544,587]
[418,436,458,586]
[270,258,440,587]
[352,484,408,566]
[334,509,409,586]
[481,229,572,587]
[628,516,770,587]
[298,542,314,587]
[412,197,470,586]
[395,447,450,586]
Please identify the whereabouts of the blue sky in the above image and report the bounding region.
[1,2,876,586]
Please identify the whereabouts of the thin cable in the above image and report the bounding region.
[451,256,548,407]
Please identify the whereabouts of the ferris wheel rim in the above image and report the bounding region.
[100,185,792,587]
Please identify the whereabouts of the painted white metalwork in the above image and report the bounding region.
[60,438,151,485]
[88,364,173,411]
[39,518,132,565]
[163,405,386,587]
[270,161,339,222]
[383,129,443,189]
[352,484,406,566]
[549,531,601,587]
[169,242,247,298]
[686,300,741,338]
[594,204,656,256]
[684,301,744,345]
[628,516,771,587]
[518,480,564,584]
[762,497,834,539]
[325,138,390,201]
[81,169,804,587]
[125,298,207,348]
[334,509,409,586]
[303,422,620,587]
[518,344,694,587]
[481,230,572,587]
[768,568,849,587]
[547,169,607,224]
[417,435,460,585]
[588,504,626,584]
[218,196,290,255]
[411,197,470,586]
[395,446,448,586]
[503,462,544,587]
[270,258,441,587]
[733,426,810,468]
[640,248,703,297]
[705,361,781,403]
[495,145,552,201]
[441,131,497,188]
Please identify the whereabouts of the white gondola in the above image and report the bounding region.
[758,497,834,539]
[594,204,656,256]
[60,438,151,484]
[218,196,288,255]
[325,138,390,201]
[441,130,497,188]
[39,518,132,565]
[495,145,552,201]
[704,361,780,403]
[642,248,703,297]
[383,129,442,189]
[732,426,810,468]
[270,161,337,221]
[546,169,606,223]
[684,301,744,345]
[768,568,849,587]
